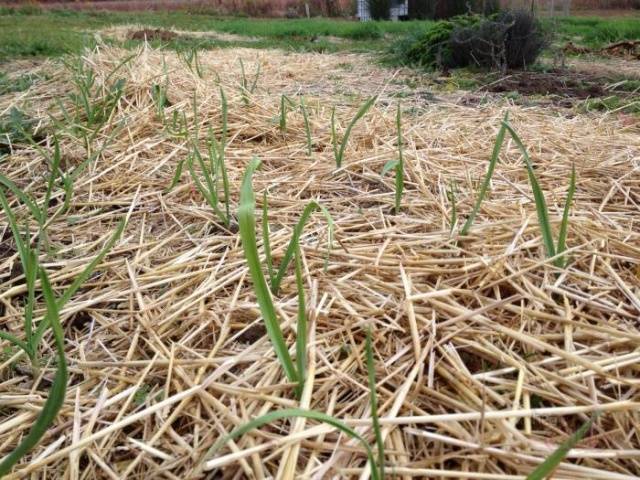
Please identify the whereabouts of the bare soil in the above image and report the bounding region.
[127,28,178,41]
[484,70,607,99]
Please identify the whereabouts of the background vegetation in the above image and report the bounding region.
[0,7,638,61]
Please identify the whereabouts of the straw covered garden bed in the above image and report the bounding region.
[0,45,639,478]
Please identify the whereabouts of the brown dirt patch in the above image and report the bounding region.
[484,71,606,99]
[128,29,178,41]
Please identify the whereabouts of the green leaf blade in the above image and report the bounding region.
[238,159,298,385]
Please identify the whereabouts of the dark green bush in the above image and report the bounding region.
[451,10,547,69]
[389,15,483,68]
[391,10,546,71]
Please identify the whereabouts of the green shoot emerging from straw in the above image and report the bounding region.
[186,89,232,227]
[526,419,592,480]
[263,199,333,297]
[460,112,508,236]
[0,269,68,477]
[293,247,307,399]
[239,58,260,106]
[279,94,296,133]
[448,180,457,234]
[238,159,299,388]
[502,121,576,268]
[179,48,204,78]
[0,187,125,475]
[204,409,381,480]
[0,184,126,366]
[239,160,323,397]
[300,97,313,156]
[331,96,376,168]
[366,327,385,480]
[381,103,404,214]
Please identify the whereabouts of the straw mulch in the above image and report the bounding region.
[1,45,640,479]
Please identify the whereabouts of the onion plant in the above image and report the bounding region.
[239,159,332,397]
[502,120,576,268]
[205,408,381,480]
[238,58,260,106]
[279,94,296,133]
[380,103,404,214]
[0,185,126,366]
[300,97,313,156]
[261,190,333,297]
[203,327,385,479]
[0,268,67,477]
[460,113,508,236]
[59,54,133,151]
[238,159,298,387]
[151,57,170,120]
[526,419,592,480]
[0,191,125,475]
[460,114,576,268]
[179,47,204,78]
[448,180,457,234]
[366,327,385,480]
[186,89,231,227]
[331,96,376,168]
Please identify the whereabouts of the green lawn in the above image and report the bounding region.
[0,7,638,62]
[552,16,640,47]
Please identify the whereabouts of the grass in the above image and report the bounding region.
[2,8,637,62]
[552,16,640,48]
[584,95,640,115]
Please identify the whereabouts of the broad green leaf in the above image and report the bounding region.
[294,247,306,399]
[262,191,275,285]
